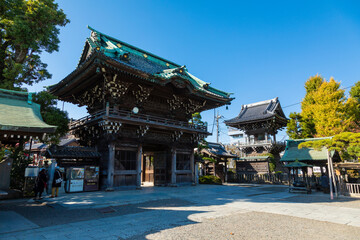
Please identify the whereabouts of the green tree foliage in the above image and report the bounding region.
[9,140,31,190]
[349,82,360,128]
[33,91,69,143]
[199,175,222,184]
[299,132,360,162]
[190,112,206,126]
[287,113,307,139]
[287,75,359,139]
[0,0,69,89]
[350,81,360,103]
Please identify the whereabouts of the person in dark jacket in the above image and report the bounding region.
[51,166,63,198]
[34,169,47,200]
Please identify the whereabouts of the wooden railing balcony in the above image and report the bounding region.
[237,139,285,147]
[69,108,208,133]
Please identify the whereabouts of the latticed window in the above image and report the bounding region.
[176,154,190,170]
[115,150,136,170]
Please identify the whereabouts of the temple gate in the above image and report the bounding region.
[49,27,233,189]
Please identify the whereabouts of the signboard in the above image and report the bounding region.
[69,179,84,192]
[25,167,39,177]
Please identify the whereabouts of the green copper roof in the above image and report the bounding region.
[80,26,233,99]
[280,137,336,162]
[0,89,56,133]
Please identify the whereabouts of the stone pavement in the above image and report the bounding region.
[1,183,360,239]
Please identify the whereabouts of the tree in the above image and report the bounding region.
[287,113,305,139]
[350,81,360,103]
[349,82,360,129]
[190,112,205,126]
[299,132,360,162]
[286,75,359,138]
[0,0,69,90]
[33,91,69,144]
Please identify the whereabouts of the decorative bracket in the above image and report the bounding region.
[98,120,122,134]
[137,125,149,137]
[172,131,183,142]
[191,133,205,143]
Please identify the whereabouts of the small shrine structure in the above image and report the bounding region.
[0,89,56,191]
[199,142,236,182]
[49,26,233,189]
[224,97,288,173]
[280,137,341,174]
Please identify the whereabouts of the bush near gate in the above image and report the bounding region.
[199,175,222,185]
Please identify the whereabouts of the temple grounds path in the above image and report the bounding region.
[1,184,360,239]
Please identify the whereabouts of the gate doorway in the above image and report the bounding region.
[153,151,171,186]
[142,154,154,185]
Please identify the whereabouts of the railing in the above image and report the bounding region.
[227,172,290,184]
[69,108,208,132]
[227,172,320,185]
[240,139,273,145]
[345,183,360,196]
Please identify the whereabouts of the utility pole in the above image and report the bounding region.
[215,111,223,143]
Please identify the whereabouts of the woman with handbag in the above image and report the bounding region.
[51,166,63,198]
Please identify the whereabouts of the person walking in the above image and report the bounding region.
[34,169,47,200]
[320,173,330,193]
[51,166,63,198]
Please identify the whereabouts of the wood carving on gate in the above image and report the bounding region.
[132,85,153,104]
[167,95,183,111]
[182,99,206,115]
[104,74,132,102]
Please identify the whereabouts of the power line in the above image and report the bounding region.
[282,84,355,109]
[283,102,301,109]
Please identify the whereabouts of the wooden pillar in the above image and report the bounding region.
[213,162,216,176]
[195,162,199,184]
[327,151,334,200]
[190,151,195,183]
[136,144,142,188]
[225,159,228,183]
[171,148,176,185]
[107,143,115,190]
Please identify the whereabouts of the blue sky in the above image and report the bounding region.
[27,0,360,143]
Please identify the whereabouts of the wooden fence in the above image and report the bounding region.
[227,172,289,184]
[227,172,320,186]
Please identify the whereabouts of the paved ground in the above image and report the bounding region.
[1,183,360,239]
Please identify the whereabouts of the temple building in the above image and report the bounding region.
[49,26,233,189]
[224,97,288,173]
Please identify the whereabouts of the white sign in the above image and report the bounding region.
[69,179,84,192]
[25,167,39,177]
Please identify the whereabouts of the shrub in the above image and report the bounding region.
[199,175,222,185]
